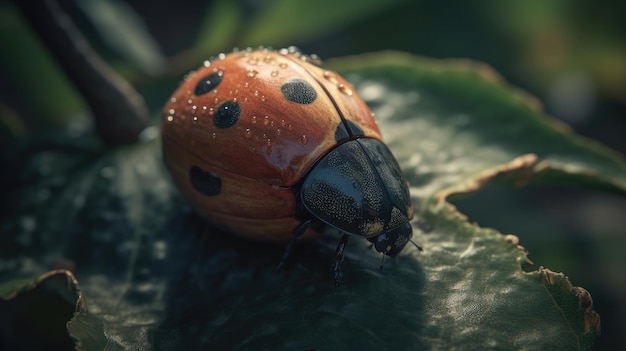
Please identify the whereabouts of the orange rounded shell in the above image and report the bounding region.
[162,48,383,242]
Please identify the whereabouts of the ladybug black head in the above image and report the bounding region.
[369,222,413,256]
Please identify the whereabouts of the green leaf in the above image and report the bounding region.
[76,0,166,75]
[238,0,412,47]
[193,0,245,56]
[328,53,625,199]
[0,277,35,300]
[0,3,86,130]
[0,270,83,350]
[193,0,412,60]
[1,52,615,350]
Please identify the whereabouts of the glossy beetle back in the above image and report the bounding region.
[301,138,413,238]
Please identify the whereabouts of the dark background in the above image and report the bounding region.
[1,0,624,349]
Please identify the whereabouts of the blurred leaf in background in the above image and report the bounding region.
[0,0,624,349]
[0,2,86,139]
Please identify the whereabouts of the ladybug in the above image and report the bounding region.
[162,47,421,285]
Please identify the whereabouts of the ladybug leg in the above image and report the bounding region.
[275,219,313,272]
[333,234,350,286]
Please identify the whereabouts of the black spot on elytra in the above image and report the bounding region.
[214,100,240,128]
[281,79,317,104]
[190,165,221,196]
[334,120,365,142]
[195,72,223,95]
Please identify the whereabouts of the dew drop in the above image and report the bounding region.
[203,60,211,67]
[276,128,281,136]
[266,138,272,147]
[209,107,214,115]
[187,99,193,105]
[217,53,226,60]
[260,95,266,102]
[271,70,279,77]
[214,97,220,104]
[278,62,288,69]
[168,108,176,115]
[338,84,353,96]
[167,115,174,122]
[300,134,308,144]
[263,116,269,125]
[193,116,198,124]
[244,82,250,88]
[309,54,322,65]
[247,56,259,65]
[191,105,197,112]
[323,71,338,84]
[254,90,259,97]
[170,97,177,103]
[244,128,252,139]
[263,55,274,64]
[251,116,257,124]
[212,132,217,139]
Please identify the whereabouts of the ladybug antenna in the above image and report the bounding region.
[409,239,424,252]
[379,252,386,271]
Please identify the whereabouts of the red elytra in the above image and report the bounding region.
[162,48,420,285]
[162,48,386,242]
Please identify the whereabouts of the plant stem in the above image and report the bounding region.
[13,0,150,145]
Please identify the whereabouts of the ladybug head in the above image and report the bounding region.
[369,222,415,257]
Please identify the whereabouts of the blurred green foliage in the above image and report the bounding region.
[0,0,624,349]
